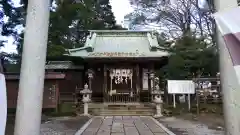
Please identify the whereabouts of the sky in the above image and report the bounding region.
[110,0,134,24]
[0,0,134,53]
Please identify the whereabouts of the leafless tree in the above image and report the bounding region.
[129,0,216,45]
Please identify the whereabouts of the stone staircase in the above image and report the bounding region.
[79,103,155,116]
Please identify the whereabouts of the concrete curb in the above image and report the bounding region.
[74,117,94,135]
[149,116,176,135]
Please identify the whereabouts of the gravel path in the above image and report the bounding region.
[158,117,224,135]
[5,116,90,135]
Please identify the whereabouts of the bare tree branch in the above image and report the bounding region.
[129,0,215,45]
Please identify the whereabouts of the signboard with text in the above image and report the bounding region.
[167,80,195,94]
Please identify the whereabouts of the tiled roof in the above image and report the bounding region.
[5,72,66,80]
[45,61,83,69]
[66,30,169,58]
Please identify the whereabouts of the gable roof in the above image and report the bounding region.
[66,30,169,58]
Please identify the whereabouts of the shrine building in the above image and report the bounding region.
[66,30,169,104]
[5,30,169,115]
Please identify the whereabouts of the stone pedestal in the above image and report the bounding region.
[80,84,92,116]
[83,102,89,116]
[155,102,163,118]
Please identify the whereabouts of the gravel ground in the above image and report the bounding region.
[158,117,224,135]
[5,116,90,135]
[5,114,225,135]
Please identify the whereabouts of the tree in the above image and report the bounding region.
[46,0,122,57]
[129,0,219,79]
[159,35,218,80]
[0,0,24,50]
[1,0,123,57]
[129,0,215,45]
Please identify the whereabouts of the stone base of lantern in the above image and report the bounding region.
[153,103,163,118]
[77,102,92,117]
[82,102,90,116]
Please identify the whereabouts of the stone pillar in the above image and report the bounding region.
[156,103,162,117]
[14,0,50,135]
[83,102,89,115]
[0,57,7,135]
[214,0,239,134]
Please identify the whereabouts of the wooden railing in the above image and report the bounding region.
[104,91,139,103]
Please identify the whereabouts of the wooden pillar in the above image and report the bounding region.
[150,64,155,101]
[55,81,59,113]
[136,64,140,101]
[130,74,133,89]
[103,64,107,102]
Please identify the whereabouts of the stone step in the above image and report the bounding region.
[77,103,156,116]
[103,107,154,110]
[99,109,154,112]
[95,108,155,116]
[86,103,155,108]
[78,106,154,110]
[80,105,155,110]
[98,112,154,116]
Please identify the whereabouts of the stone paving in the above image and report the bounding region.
[80,116,170,135]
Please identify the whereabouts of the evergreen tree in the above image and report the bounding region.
[0,0,24,51]
[1,0,123,57]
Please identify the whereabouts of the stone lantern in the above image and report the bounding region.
[152,90,163,118]
[148,70,163,117]
[80,84,92,116]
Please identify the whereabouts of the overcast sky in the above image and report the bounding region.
[0,0,133,53]
[110,0,133,24]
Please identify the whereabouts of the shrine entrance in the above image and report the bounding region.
[104,66,139,103]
